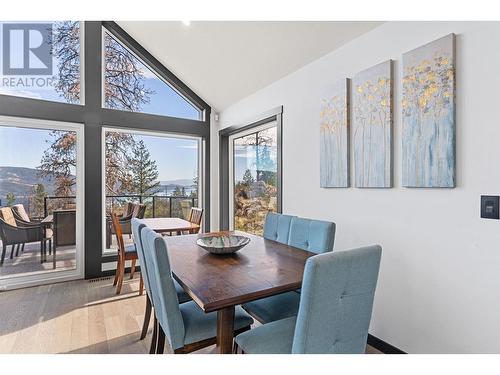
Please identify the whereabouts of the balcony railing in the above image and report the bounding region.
[43,194,198,219]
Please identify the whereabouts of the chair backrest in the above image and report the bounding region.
[132,218,149,295]
[141,226,185,350]
[188,207,203,225]
[288,217,335,254]
[263,212,295,244]
[0,207,17,227]
[111,213,125,257]
[122,202,134,218]
[292,245,382,354]
[12,204,30,222]
[132,203,146,219]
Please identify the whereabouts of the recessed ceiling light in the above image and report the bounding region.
[182,20,191,26]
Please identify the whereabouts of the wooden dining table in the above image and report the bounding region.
[141,217,200,234]
[164,230,315,354]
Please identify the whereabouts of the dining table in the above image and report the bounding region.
[163,230,315,354]
[142,217,200,235]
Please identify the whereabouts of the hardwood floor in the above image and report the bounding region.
[0,276,382,354]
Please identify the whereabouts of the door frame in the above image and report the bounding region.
[219,106,283,231]
[0,115,85,290]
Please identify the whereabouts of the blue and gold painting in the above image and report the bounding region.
[320,78,349,188]
[402,34,456,188]
[353,61,393,188]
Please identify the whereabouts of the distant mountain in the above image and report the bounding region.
[160,179,195,186]
[0,166,56,198]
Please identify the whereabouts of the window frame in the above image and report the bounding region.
[219,106,283,231]
[101,22,206,121]
[0,21,211,282]
[0,21,85,106]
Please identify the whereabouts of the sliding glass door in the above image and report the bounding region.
[0,116,84,289]
[229,122,278,235]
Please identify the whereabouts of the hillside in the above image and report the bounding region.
[0,166,56,198]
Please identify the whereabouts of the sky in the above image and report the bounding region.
[0,21,200,182]
[0,22,200,121]
[0,126,199,182]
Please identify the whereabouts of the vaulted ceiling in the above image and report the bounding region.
[117,21,383,111]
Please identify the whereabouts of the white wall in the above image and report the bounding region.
[215,22,500,353]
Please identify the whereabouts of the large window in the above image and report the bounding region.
[102,128,201,253]
[230,122,278,235]
[103,29,201,120]
[0,21,82,104]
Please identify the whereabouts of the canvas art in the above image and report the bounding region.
[320,79,349,187]
[402,34,456,187]
[353,60,392,188]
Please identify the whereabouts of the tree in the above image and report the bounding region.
[39,131,77,196]
[129,140,160,196]
[50,21,81,104]
[5,192,15,206]
[242,169,255,185]
[50,21,154,110]
[105,132,137,195]
[172,186,186,197]
[30,184,47,218]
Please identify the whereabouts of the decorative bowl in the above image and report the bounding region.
[196,234,250,254]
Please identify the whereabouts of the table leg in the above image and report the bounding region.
[216,306,235,354]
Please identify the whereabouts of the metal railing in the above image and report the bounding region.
[43,194,198,219]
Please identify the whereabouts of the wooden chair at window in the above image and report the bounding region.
[111,213,140,295]
[187,207,203,234]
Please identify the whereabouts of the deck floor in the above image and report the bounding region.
[0,241,76,278]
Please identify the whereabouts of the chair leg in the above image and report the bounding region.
[149,315,158,354]
[139,274,144,296]
[130,259,136,279]
[116,258,124,295]
[156,322,165,354]
[40,240,44,263]
[15,244,20,257]
[113,255,120,286]
[140,294,152,340]
[1,243,6,265]
[52,240,56,269]
[21,243,25,252]
[10,244,16,259]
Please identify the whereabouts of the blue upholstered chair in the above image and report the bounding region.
[140,226,254,354]
[263,212,295,244]
[131,219,191,352]
[235,245,382,354]
[242,216,336,324]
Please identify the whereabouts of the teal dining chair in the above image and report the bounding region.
[263,212,295,244]
[242,216,336,324]
[131,219,191,353]
[235,245,382,354]
[140,226,254,354]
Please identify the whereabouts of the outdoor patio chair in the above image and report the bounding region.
[0,207,51,266]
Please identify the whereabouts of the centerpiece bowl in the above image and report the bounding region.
[196,233,250,254]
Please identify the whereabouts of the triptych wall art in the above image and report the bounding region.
[353,61,393,188]
[320,79,349,188]
[319,33,456,189]
[402,34,456,188]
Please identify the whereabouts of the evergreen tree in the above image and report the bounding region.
[5,192,15,206]
[242,169,255,185]
[172,186,183,197]
[129,140,160,196]
[30,184,47,218]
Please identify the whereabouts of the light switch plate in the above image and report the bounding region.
[481,195,499,219]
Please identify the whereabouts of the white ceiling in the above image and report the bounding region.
[117,21,383,111]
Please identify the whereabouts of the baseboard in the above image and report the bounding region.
[367,334,406,354]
